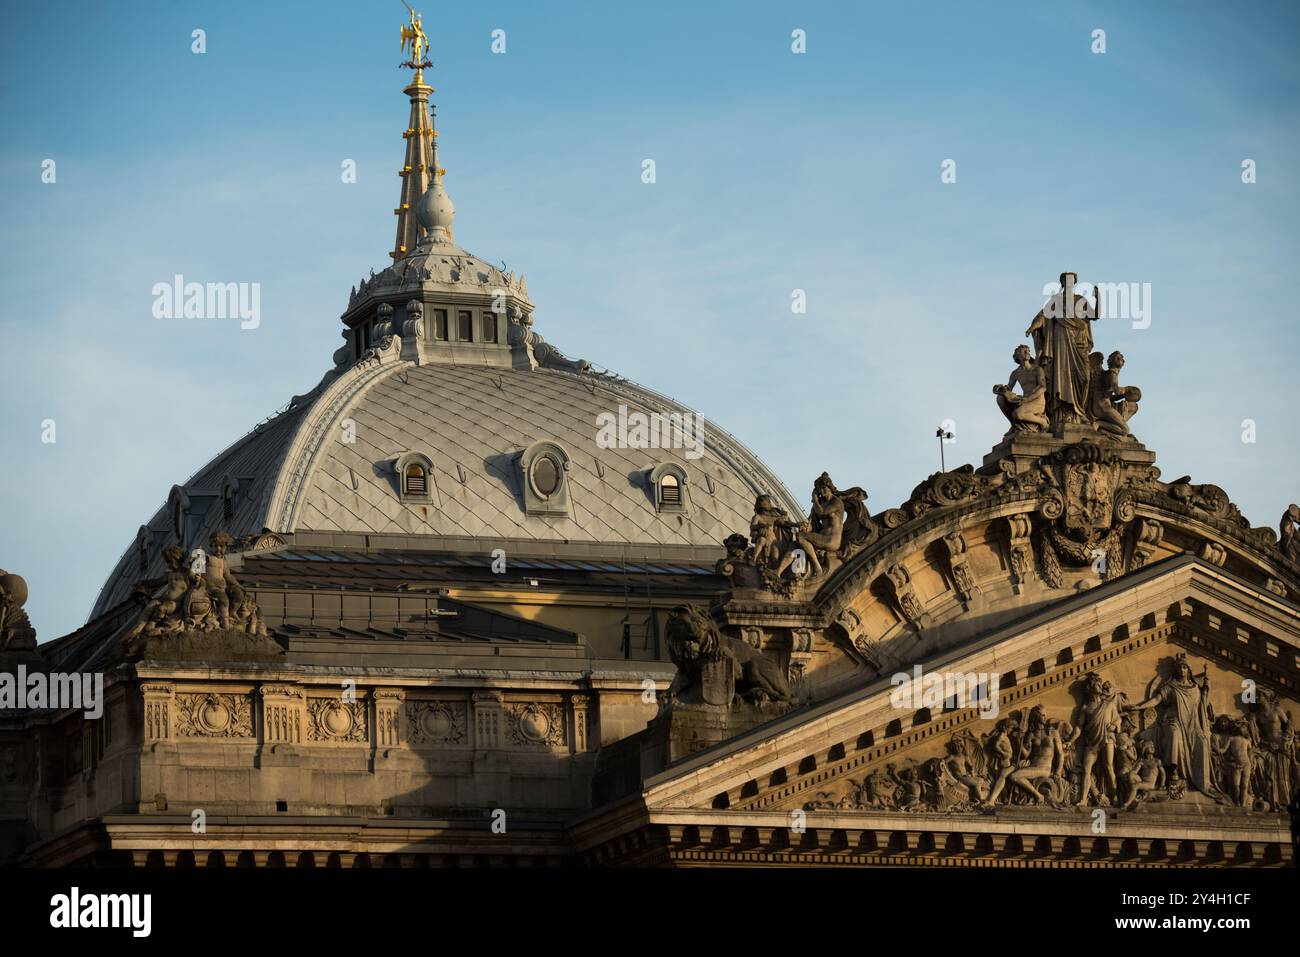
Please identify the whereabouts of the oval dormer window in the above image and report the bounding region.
[531,456,560,498]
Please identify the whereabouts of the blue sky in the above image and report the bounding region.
[2,0,1298,640]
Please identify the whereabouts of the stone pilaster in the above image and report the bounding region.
[471,691,503,749]
[140,683,174,743]
[259,684,304,745]
[570,694,593,753]
[373,688,404,749]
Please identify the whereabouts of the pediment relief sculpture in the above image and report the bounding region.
[802,654,1296,817]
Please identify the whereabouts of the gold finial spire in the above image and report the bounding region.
[391,3,445,259]
[400,2,431,85]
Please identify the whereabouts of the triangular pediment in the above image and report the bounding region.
[644,556,1298,831]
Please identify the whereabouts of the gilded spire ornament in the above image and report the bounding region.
[391,3,445,259]
[400,2,432,81]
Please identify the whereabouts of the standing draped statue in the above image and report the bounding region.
[1025,272,1097,427]
[1124,655,1218,798]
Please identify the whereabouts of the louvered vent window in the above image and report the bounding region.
[404,465,428,496]
[660,473,682,506]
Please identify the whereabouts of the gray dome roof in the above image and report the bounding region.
[91,357,801,617]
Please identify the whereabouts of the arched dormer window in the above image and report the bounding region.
[649,463,690,514]
[393,451,437,505]
[519,441,572,516]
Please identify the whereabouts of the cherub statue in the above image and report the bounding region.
[201,531,245,629]
[748,494,788,569]
[993,344,1049,433]
[124,545,190,642]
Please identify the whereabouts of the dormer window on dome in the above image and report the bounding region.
[136,525,150,573]
[222,475,239,522]
[169,486,191,546]
[520,441,572,517]
[649,464,690,514]
[394,451,436,504]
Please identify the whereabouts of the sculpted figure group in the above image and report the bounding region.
[807,657,1297,815]
[125,532,267,646]
[719,474,875,593]
[994,273,1142,438]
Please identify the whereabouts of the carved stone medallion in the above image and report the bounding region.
[506,702,566,747]
[406,701,467,746]
[307,698,368,742]
[175,693,254,738]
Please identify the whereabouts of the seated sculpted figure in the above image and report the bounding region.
[1280,504,1300,564]
[124,546,190,642]
[992,345,1048,433]
[776,473,845,579]
[1089,350,1141,436]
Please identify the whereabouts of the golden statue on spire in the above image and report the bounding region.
[400,2,431,70]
